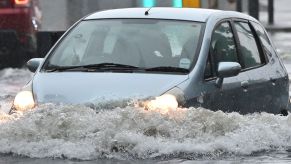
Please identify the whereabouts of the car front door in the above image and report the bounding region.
[201,21,249,113]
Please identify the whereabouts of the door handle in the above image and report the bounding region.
[270,78,276,86]
[241,81,249,89]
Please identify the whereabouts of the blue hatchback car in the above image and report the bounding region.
[12,8,289,115]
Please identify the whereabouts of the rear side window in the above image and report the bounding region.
[251,22,274,58]
[234,22,262,68]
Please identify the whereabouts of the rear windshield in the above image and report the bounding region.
[44,19,204,72]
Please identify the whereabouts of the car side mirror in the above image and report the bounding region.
[26,58,44,73]
[216,62,241,87]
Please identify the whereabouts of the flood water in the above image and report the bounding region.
[1,34,291,163]
[1,66,291,164]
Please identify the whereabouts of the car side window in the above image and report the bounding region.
[205,21,238,79]
[251,22,274,58]
[234,22,263,68]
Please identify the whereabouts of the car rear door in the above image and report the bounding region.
[232,20,289,114]
[230,20,269,113]
[249,21,289,113]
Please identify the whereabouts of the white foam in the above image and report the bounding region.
[0,105,289,160]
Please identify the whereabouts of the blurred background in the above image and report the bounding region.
[40,0,234,31]
[40,0,276,31]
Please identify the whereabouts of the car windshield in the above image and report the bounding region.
[43,19,203,73]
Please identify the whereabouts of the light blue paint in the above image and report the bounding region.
[172,0,183,7]
[142,0,156,7]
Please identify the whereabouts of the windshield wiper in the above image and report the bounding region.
[45,63,140,72]
[145,66,189,73]
[84,63,139,69]
[45,64,189,73]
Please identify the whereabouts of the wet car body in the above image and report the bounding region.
[16,8,289,115]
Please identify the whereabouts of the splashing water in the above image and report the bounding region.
[0,68,291,161]
[0,68,32,113]
[0,105,290,160]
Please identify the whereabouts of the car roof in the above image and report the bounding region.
[84,7,257,23]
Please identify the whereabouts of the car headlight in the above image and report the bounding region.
[144,87,185,114]
[145,94,178,114]
[13,91,35,112]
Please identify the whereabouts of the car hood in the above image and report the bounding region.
[33,72,188,104]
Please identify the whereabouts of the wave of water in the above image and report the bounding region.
[0,68,291,161]
[0,105,290,160]
[0,68,32,113]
